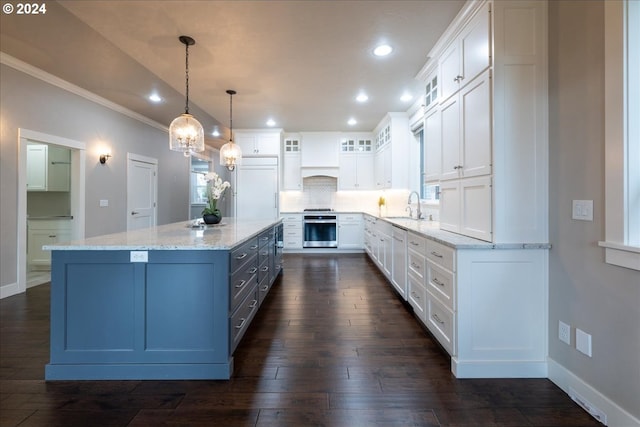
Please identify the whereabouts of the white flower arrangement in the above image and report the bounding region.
[202,172,231,216]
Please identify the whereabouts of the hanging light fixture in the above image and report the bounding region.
[220,89,242,171]
[169,35,205,157]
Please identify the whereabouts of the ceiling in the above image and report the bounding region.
[0,0,465,147]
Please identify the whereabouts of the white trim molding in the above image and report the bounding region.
[548,358,640,427]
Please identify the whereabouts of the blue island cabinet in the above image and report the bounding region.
[46,249,235,380]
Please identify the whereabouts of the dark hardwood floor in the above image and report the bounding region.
[1,254,601,426]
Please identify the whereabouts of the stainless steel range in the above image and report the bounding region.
[303,208,337,248]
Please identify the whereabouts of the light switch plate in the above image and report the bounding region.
[559,320,571,345]
[576,328,592,357]
[572,200,593,221]
[99,199,109,207]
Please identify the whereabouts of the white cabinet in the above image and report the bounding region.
[282,213,303,250]
[27,144,70,192]
[417,0,548,243]
[282,136,301,190]
[371,218,392,278]
[441,70,492,181]
[339,136,374,190]
[337,213,363,250]
[235,129,282,156]
[391,227,407,299]
[27,220,72,270]
[440,175,492,241]
[439,1,491,102]
[423,106,442,183]
[407,232,428,320]
[373,113,410,189]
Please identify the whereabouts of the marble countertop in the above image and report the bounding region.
[43,218,282,251]
[365,214,551,250]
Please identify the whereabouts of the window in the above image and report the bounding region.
[599,0,640,270]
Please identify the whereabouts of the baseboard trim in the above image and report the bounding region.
[451,358,548,378]
[0,282,21,299]
[548,357,640,427]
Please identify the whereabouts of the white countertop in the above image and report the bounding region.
[43,218,282,251]
[368,214,550,250]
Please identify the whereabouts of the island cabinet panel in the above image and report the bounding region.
[47,250,231,379]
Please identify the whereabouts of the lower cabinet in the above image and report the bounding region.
[390,227,407,298]
[366,217,549,379]
[282,214,303,250]
[28,220,72,270]
[338,213,363,249]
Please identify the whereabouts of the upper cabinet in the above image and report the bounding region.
[338,134,374,190]
[234,129,282,156]
[374,113,410,190]
[282,134,302,190]
[416,0,548,243]
[439,1,491,102]
[27,144,70,192]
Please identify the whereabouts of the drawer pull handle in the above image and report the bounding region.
[410,241,419,246]
[235,253,248,260]
[433,278,445,287]
[250,245,259,250]
[411,291,420,300]
[432,314,445,325]
[261,285,269,291]
[261,236,269,241]
[430,251,443,258]
[248,300,258,309]
[235,280,246,289]
[261,266,269,272]
[235,318,246,329]
[48,235,57,238]
[249,267,258,274]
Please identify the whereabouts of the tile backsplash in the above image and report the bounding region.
[280,177,439,220]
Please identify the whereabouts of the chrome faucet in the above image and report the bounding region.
[407,191,422,219]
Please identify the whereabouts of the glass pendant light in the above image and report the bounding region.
[169,35,205,157]
[220,89,242,171]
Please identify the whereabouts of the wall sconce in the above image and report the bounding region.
[99,153,112,164]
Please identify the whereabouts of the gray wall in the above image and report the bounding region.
[548,1,640,419]
[0,64,191,288]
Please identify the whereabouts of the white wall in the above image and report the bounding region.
[548,1,640,422]
[0,63,191,293]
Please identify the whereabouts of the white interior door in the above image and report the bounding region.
[127,154,157,231]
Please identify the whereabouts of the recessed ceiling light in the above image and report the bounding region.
[373,44,393,57]
[400,93,414,102]
[212,128,220,137]
[348,118,357,126]
[266,118,276,127]
[148,93,162,103]
[356,93,369,103]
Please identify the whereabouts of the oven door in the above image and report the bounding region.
[303,216,337,248]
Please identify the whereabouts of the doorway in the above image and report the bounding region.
[126,153,157,231]
[15,129,86,297]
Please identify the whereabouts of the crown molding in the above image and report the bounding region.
[1,51,168,133]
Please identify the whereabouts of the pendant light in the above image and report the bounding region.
[169,35,205,157]
[220,89,242,171]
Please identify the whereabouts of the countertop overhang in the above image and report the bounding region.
[43,218,282,251]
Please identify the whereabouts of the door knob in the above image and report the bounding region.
[131,211,139,215]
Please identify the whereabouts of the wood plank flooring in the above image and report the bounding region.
[1,253,601,426]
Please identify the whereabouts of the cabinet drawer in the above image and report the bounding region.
[230,287,259,352]
[427,262,455,311]
[282,215,302,222]
[426,239,455,272]
[258,272,271,305]
[408,251,426,280]
[408,273,427,322]
[230,238,259,274]
[284,222,302,231]
[258,229,274,247]
[258,255,271,283]
[230,257,258,312]
[407,232,427,255]
[426,294,455,355]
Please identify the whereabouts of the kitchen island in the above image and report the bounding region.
[44,219,283,380]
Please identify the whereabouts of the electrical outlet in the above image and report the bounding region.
[559,320,571,345]
[576,328,592,357]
